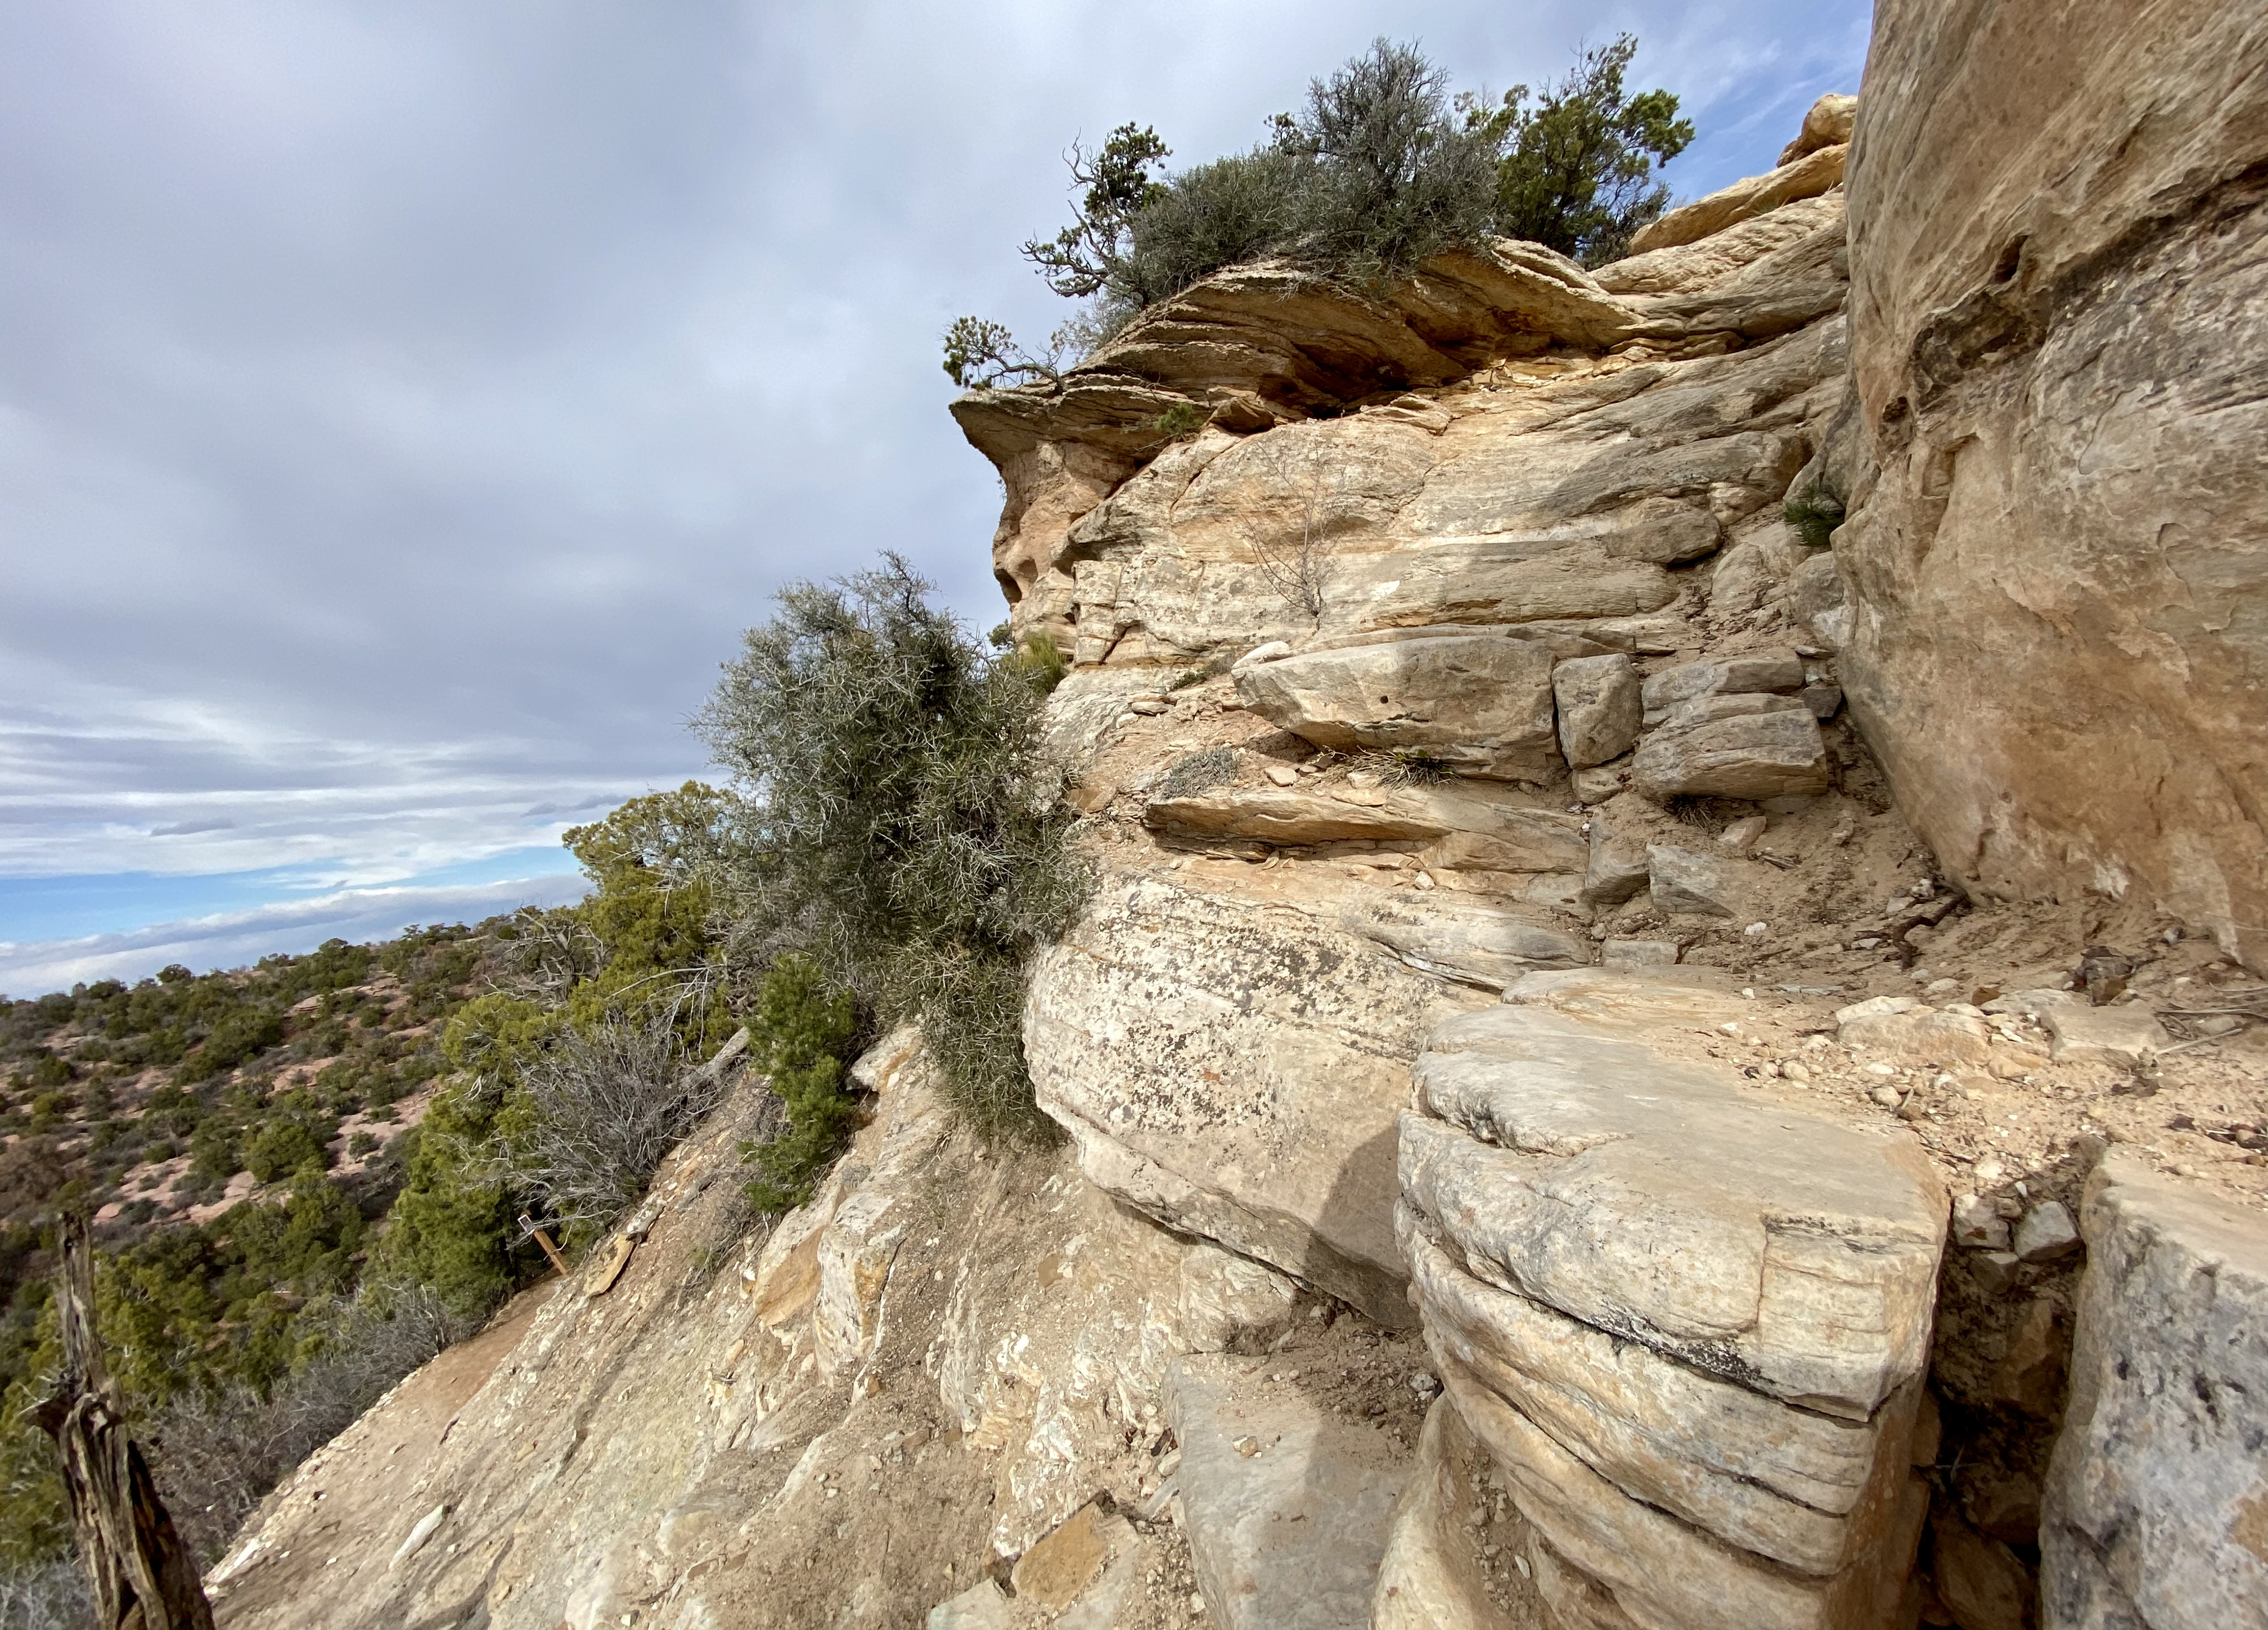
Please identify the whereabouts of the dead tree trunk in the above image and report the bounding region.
[28,1215,215,1630]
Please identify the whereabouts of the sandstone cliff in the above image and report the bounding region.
[206,10,2266,1629]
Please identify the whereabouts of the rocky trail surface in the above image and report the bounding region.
[209,4,2266,1626]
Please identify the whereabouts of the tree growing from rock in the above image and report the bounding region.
[943,36,1693,386]
[1468,34,1694,267]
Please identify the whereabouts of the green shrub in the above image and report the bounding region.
[1783,484,1846,549]
[1474,35,1694,267]
[244,1116,330,1184]
[1275,39,1504,286]
[696,555,1088,1136]
[741,956,860,1214]
[1114,147,1311,308]
[189,1118,241,1181]
[957,38,1692,384]
[1148,400,1208,440]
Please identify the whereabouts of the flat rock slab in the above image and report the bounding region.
[1403,994,1946,1415]
[1234,635,1560,780]
[1164,1354,1408,1630]
[2042,1150,2268,1630]
[1631,693,1830,801]
[2044,1003,2172,1068]
[1398,972,1945,1630]
[1335,891,1590,990]
[1144,781,1582,855]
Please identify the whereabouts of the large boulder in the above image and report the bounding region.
[1631,693,1831,800]
[1234,636,1561,779]
[2041,1150,2268,1629]
[1838,0,2268,969]
[1398,972,1945,1629]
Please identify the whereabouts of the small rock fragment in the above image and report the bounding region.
[1552,654,1642,768]
[2013,1201,2081,1264]
[1971,1251,2024,1296]
[1953,1194,2013,1251]
[1646,843,1743,917]
[1716,814,1768,854]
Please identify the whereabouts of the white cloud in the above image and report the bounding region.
[0,873,592,998]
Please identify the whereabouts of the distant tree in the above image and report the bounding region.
[1470,34,1694,267]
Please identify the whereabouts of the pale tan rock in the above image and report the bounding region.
[1630,145,1848,255]
[1596,194,1846,296]
[1554,653,1642,768]
[975,316,1836,664]
[1026,870,1490,1322]
[1166,1354,1408,1630]
[1436,1353,1923,1630]
[1779,94,1858,166]
[1631,693,1830,801]
[1647,841,1750,917]
[1403,998,1946,1416]
[1640,648,1806,723]
[1838,1006,1995,1067]
[1400,978,1941,1629]
[1370,1399,1526,1630]
[2042,1150,2268,1629]
[1424,817,1590,875]
[926,1579,1012,1630]
[1233,635,1560,778]
[1404,1224,1905,1573]
[1838,0,2268,970]
[2042,1004,2171,1069]
[1335,890,1590,989]
[1142,780,1580,852]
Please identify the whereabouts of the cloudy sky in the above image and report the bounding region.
[0,0,1870,996]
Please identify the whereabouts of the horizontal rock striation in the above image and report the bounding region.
[1398,972,1945,1629]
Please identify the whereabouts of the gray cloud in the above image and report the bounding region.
[0,0,1868,969]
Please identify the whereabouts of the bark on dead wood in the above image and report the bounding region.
[28,1215,215,1630]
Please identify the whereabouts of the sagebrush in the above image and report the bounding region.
[697,555,1087,1135]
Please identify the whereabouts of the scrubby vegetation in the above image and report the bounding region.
[696,555,1087,1136]
[1,553,1089,1613]
[946,34,1691,385]
[0,926,492,1588]
[1783,483,1847,549]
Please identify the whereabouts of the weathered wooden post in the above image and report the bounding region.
[28,1215,215,1630]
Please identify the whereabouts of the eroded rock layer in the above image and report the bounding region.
[1398,972,1945,1629]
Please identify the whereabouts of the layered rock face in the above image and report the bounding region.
[1398,972,1945,1629]
[1833,0,2268,970]
[204,23,2268,1629]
